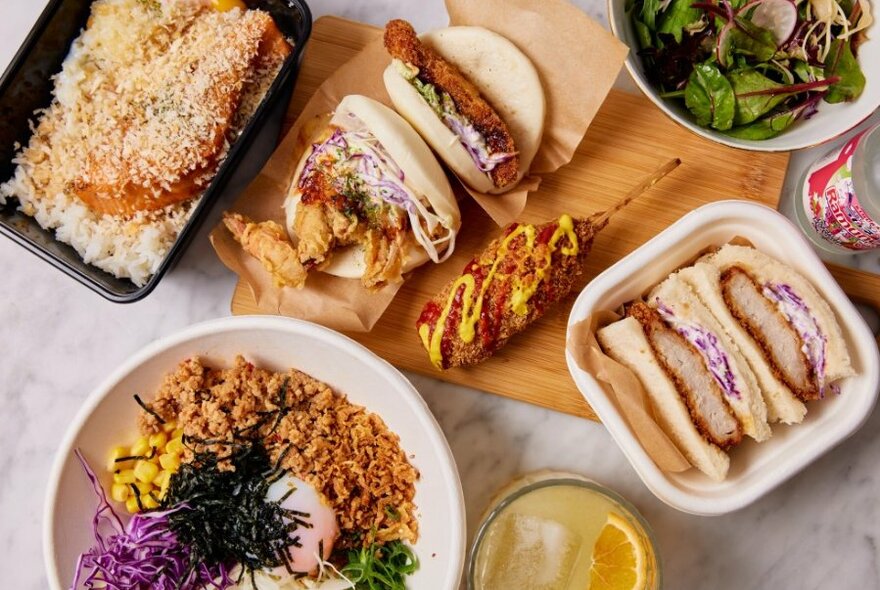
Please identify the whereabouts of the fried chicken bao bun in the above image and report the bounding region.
[383,26,545,194]
[284,95,460,279]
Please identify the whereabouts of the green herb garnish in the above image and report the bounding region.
[341,540,419,590]
[383,505,401,522]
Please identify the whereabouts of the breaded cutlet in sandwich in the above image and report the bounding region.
[598,310,731,482]
[700,245,854,404]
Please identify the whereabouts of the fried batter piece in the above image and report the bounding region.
[74,12,291,216]
[384,19,519,189]
[295,167,410,289]
[223,212,307,289]
[226,169,410,290]
[721,266,818,400]
[416,214,600,370]
[629,302,743,449]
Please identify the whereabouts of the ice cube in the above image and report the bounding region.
[478,512,581,590]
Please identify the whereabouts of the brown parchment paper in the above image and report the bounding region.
[446,0,628,225]
[568,312,691,472]
[211,0,627,331]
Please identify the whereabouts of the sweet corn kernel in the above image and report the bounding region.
[148,432,168,450]
[134,460,159,483]
[107,446,130,472]
[162,421,177,433]
[165,437,184,455]
[134,481,153,495]
[172,428,185,440]
[125,496,140,514]
[141,494,160,510]
[153,470,169,488]
[114,469,137,485]
[159,477,171,499]
[159,453,181,472]
[111,483,130,503]
[130,437,150,457]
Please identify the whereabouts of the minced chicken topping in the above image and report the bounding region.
[139,356,419,547]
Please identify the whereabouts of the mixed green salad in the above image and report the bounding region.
[629,0,873,139]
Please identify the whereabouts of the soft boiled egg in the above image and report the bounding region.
[266,475,339,574]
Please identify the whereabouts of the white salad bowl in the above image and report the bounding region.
[566,200,880,515]
[608,0,880,152]
[45,316,466,589]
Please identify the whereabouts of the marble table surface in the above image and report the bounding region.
[2,1,879,589]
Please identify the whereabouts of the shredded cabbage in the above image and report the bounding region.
[299,116,456,264]
[656,300,742,400]
[71,450,235,590]
[762,282,829,393]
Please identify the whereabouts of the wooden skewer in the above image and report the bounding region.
[593,157,682,225]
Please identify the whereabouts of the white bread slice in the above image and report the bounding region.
[598,317,730,482]
[676,263,807,424]
[703,245,855,388]
[649,275,772,442]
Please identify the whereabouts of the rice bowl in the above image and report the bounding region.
[45,316,466,589]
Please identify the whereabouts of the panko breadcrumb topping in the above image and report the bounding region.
[139,356,419,547]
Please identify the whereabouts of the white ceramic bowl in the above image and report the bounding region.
[565,200,880,515]
[608,0,880,152]
[44,316,465,589]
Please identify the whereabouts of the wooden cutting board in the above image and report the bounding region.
[231,16,880,421]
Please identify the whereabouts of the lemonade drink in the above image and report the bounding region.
[469,472,659,590]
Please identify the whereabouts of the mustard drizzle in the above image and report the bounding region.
[421,214,579,368]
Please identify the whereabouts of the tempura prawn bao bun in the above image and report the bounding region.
[383,26,545,194]
[284,94,460,280]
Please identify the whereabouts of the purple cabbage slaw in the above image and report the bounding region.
[393,59,516,175]
[656,300,742,400]
[762,282,831,394]
[298,120,456,264]
[439,103,517,174]
[70,450,234,590]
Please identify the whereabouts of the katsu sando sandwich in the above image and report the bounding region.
[674,263,807,424]
[225,94,460,289]
[647,275,772,442]
[598,314,731,481]
[700,245,854,402]
[597,275,774,481]
[382,19,545,194]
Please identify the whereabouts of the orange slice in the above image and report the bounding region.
[588,512,648,590]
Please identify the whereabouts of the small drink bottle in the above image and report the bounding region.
[795,123,880,254]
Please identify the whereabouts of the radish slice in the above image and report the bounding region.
[717,20,736,67]
[749,0,798,46]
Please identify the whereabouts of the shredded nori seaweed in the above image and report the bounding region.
[161,444,309,577]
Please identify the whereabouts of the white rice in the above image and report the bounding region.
[0,0,284,286]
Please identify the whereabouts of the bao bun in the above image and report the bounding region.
[383,26,545,194]
[284,95,460,280]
